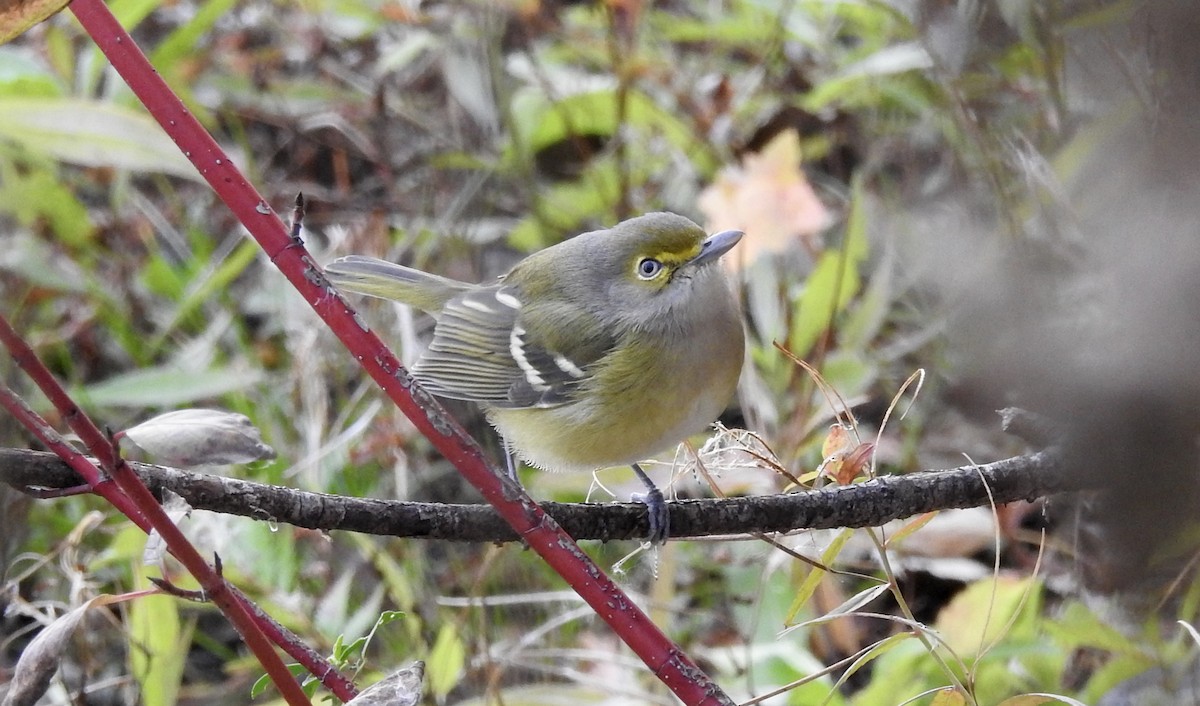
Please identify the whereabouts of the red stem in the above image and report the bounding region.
[0,328,313,706]
[63,0,732,702]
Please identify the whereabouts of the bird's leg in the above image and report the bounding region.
[503,444,520,482]
[630,463,669,544]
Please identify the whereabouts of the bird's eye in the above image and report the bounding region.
[637,258,663,279]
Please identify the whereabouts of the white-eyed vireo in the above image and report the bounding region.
[324,212,745,542]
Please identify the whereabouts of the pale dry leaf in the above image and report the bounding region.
[685,424,783,495]
[698,130,832,270]
[142,489,193,566]
[886,507,999,559]
[348,661,425,706]
[3,595,123,706]
[120,408,276,467]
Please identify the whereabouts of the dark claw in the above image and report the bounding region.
[630,463,670,544]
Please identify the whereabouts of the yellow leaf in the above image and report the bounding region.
[929,687,969,706]
[935,576,1040,659]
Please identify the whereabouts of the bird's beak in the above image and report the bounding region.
[687,229,743,269]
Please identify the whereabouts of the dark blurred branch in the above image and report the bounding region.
[1,446,1088,543]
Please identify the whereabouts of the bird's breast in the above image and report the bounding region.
[487,295,744,473]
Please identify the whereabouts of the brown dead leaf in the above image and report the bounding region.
[816,423,873,484]
[0,0,71,45]
[699,130,832,271]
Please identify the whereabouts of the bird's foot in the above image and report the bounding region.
[630,463,669,544]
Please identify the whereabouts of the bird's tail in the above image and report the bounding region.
[324,255,469,313]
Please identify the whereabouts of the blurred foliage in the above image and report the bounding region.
[2,0,1196,705]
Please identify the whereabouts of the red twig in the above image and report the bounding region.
[63,0,732,702]
[0,318,316,706]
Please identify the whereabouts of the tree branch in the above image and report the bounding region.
[1,447,1088,543]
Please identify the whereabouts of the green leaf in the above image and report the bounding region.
[509,86,614,156]
[0,47,63,97]
[106,0,163,30]
[788,251,860,356]
[821,632,915,704]
[141,255,189,301]
[654,6,779,45]
[840,42,933,79]
[847,638,930,706]
[0,160,93,246]
[657,17,753,44]
[507,87,713,173]
[130,564,194,706]
[251,664,307,700]
[147,239,261,354]
[78,365,265,408]
[818,349,877,400]
[783,527,855,625]
[236,521,301,603]
[249,673,270,699]
[804,50,936,114]
[42,24,73,83]
[150,0,240,70]
[426,623,465,698]
[353,533,418,615]
[0,98,201,179]
[1079,655,1156,705]
[840,253,893,351]
[1042,601,1147,655]
[509,159,622,251]
[789,181,869,356]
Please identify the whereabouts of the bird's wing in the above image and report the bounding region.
[414,285,614,409]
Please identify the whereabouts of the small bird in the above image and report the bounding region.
[324,212,745,542]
